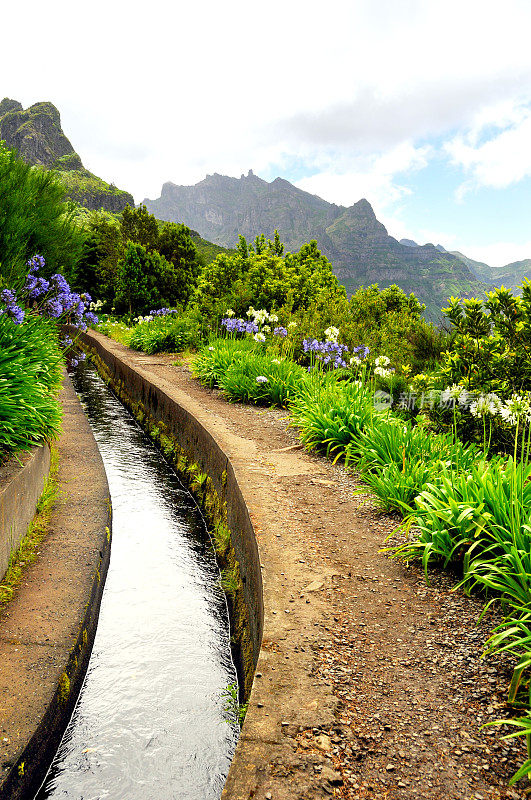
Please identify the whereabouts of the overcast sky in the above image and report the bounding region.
[3,0,531,266]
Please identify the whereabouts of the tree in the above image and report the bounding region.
[195,234,345,317]
[157,222,201,306]
[116,242,189,316]
[72,205,201,309]
[120,204,159,250]
[0,143,83,288]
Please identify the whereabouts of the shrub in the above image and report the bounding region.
[191,339,257,388]
[289,375,373,461]
[0,314,63,458]
[220,353,308,407]
[195,233,346,319]
[128,315,201,354]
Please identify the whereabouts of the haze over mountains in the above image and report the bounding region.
[144,171,488,318]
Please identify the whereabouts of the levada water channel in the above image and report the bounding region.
[34,360,239,800]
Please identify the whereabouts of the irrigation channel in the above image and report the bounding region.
[35,360,239,800]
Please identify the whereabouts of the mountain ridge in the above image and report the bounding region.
[0,98,133,213]
[402,237,531,294]
[144,171,489,318]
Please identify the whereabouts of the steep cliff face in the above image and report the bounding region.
[0,99,134,213]
[144,172,488,318]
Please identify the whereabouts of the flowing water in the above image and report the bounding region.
[35,360,239,800]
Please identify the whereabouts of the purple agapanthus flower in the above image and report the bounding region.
[150,308,178,316]
[273,326,288,338]
[0,289,25,325]
[302,337,350,369]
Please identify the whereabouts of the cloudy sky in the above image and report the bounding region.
[3,0,531,266]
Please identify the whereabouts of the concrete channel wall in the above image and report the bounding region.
[0,444,51,581]
[76,329,264,675]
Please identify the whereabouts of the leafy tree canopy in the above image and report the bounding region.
[0,142,84,288]
[116,242,194,317]
[195,232,346,317]
[71,204,201,308]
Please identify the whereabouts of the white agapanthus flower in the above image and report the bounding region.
[441,384,463,403]
[262,325,271,333]
[288,321,297,329]
[256,375,268,383]
[458,390,471,407]
[254,332,266,342]
[499,394,531,426]
[251,308,269,325]
[208,346,214,351]
[350,355,361,366]
[324,326,340,342]
[374,355,390,367]
[469,393,502,418]
[225,308,235,317]
[374,366,393,378]
[269,314,279,323]
[246,306,255,318]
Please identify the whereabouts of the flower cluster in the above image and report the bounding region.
[221,317,259,335]
[149,308,178,317]
[0,255,99,330]
[441,384,469,406]
[273,326,288,337]
[374,354,394,378]
[0,289,25,324]
[246,307,279,325]
[441,385,531,427]
[24,256,98,329]
[349,345,370,367]
[134,315,154,324]
[469,393,503,419]
[69,351,87,369]
[324,326,339,343]
[303,338,349,369]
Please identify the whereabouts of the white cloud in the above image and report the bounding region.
[295,142,431,218]
[456,241,531,269]
[445,101,531,197]
[1,0,531,265]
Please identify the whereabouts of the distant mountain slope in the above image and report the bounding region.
[451,251,531,294]
[401,237,531,295]
[0,98,133,213]
[144,171,488,318]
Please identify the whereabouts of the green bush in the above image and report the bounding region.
[353,419,480,512]
[0,314,63,457]
[128,315,201,354]
[191,339,257,388]
[220,353,308,407]
[0,143,83,288]
[289,375,373,461]
[195,233,346,320]
[441,284,531,396]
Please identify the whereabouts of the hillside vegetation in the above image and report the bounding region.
[144,170,488,319]
[0,98,133,212]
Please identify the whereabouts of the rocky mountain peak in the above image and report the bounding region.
[0,98,23,116]
[0,99,133,212]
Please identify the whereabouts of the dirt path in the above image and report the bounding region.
[107,346,528,800]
